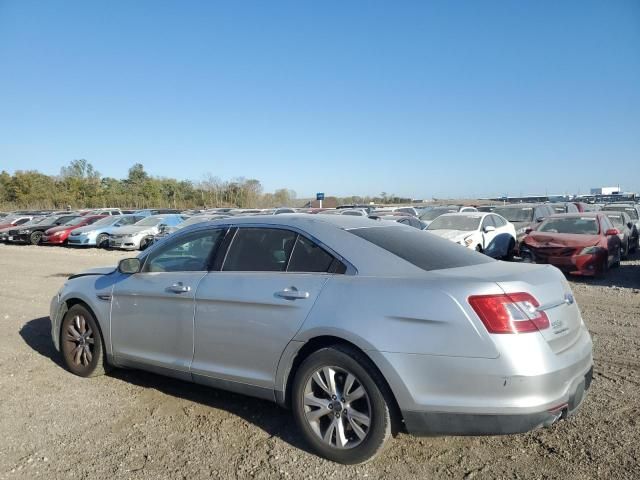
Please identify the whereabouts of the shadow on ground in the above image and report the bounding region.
[19,316,310,453]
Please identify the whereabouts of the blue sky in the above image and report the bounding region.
[1,1,638,199]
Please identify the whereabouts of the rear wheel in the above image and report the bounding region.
[292,346,392,464]
[503,239,515,261]
[29,231,43,245]
[60,305,109,377]
[612,246,622,268]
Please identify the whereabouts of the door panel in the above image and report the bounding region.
[111,271,206,378]
[192,272,328,388]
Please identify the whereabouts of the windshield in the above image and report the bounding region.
[135,216,164,226]
[419,208,457,221]
[64,216,88,226]
[492,207,534,222]
[177,216,213,228]
[428,215,481,231]
[91,216,120,226]
[606,215,625,228]
[602,205,638,220]
[538,217,600,235]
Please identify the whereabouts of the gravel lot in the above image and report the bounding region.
[1,243,639,479]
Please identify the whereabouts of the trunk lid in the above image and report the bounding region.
[435,261,583,353]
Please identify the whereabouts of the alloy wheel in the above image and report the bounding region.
[303,366,372,449]
[64,315,95,366]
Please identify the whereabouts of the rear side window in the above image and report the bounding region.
[349,226,494,271]
[288,235,335,273]
[223,228,297,272]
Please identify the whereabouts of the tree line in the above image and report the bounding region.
[0,160,298,210]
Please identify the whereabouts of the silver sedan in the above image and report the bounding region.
[50,214,593,464]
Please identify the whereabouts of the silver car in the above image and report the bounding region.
[50,215,593,464]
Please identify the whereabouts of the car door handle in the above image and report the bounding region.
[275,287,310,300]
[167,282,191,294]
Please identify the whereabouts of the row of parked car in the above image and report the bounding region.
[2,201,639,276]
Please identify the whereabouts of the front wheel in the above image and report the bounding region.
[292,346,392,464]
[60,305,110,377]
[30,231,43,245]
[96,233,109,248]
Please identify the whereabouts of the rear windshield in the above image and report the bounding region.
[602,205,638,220]
[349,226,494,271]
[538,217,600,235]
[606,215,624,227]
[419,208,457,221]
[492,207,534,222]
[428,215,480,231]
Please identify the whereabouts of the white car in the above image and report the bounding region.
[426,212,516,258]
[109,214,187,250]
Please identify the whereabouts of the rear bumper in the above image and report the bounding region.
[402,366,593,435]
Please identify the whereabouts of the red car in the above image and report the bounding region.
[42,215,107,245]
[521,213,622,276]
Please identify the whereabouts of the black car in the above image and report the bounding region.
[6,214,80,245]
[604,211,637,258]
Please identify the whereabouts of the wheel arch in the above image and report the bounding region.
[61,297,110,355]
[278,335,405,434]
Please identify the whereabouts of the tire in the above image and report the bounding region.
[612,246,622,268]
[622,240,629,260]
[29,231,43,245]
[60,304,110,377]
[292,345,393,464]
[503,239,515,261]
[96,233,109,248]
[139,236,153,251]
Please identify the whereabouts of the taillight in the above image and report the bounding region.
[468,292,550,334]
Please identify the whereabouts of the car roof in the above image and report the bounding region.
[547,212,601,218]
[436,212,486,218]
[493,203,547,208]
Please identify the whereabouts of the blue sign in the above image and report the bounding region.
[316,192,325,201]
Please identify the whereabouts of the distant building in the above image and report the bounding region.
[590,186,620,195]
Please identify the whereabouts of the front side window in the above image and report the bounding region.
[223,228,297,272]
[144,230,224,272]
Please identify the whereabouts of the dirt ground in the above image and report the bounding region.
[1,243,639,480]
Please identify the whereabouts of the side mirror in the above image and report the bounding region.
[118,258,141,274]
[536,217,545,223]
[484,225,496,233]
[628,222,634,229]
[525,227,533,234]
[605,229,619,236]
[158,224,168,232]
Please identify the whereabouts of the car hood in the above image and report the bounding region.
[68,266,117,279]
[46,225,75,234]
[524,232,601,248]
[511,221,531,231]
[111,225,156,235]
[427,229,473,241]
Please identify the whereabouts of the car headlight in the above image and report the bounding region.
[580,246,604,255]
[464,235,474,246]
[18,229,30,234]
[517,227,527,234]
